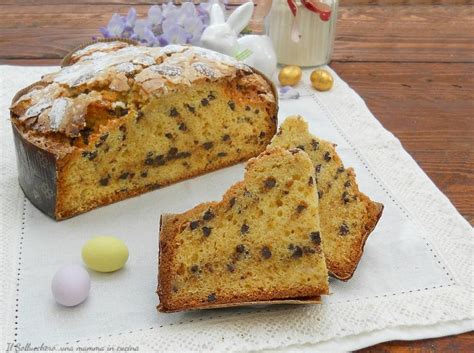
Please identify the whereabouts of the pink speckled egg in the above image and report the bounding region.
[51,265,90,307]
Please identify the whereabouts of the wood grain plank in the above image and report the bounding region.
[1,5,473,62]
[2,0,473,5]
[357,331,474,352]
[331,62,474,222]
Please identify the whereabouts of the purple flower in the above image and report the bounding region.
[132,19,158,45]
[125,8,137,28]
[279,86,300,100]
[148,5,163,26]
[184,17,205,44]
[99,1,214,46]
[100,13,125,38]
[161,25,191,45]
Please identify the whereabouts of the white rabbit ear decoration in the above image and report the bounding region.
[200,1,277,79]
[225,2,254,34]
[209,3,226,26]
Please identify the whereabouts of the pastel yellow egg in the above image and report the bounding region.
[278,65,302,86]
[310,69,334,91]
[82,236,129,273]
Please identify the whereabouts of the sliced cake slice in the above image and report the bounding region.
[157,147,329,312]
[270,116,383,280]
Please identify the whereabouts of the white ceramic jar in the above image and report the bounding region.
[268,0,338,66]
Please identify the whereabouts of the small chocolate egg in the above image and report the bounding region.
[310,69,334,91]
[51,265,90,307]
[278,65,302,86]
[82,236,129,273]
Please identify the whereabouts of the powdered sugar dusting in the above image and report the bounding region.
[48,98,69,131]
[25,100,53,118]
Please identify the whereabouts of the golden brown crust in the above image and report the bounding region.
[10,43,278,220]
[157,148,329,312]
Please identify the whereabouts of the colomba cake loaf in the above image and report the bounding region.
[10,41,277,220]
[157,147,329,312]
[270,116,383,280]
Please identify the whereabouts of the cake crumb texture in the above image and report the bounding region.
[158,147,329,312]
[10,42,277,219]
[270,116,383,280]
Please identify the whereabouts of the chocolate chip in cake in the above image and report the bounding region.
[264,177,276,189]
[165,133,174,139]
[184,103,196,114]
[119,125,127,141]
[190,265,200,273]
[202,226,212,237]
[324,152,332,162]
[140,171,148,178]
[308,176,314,186]
[169,107,179,117]
[119,171,130,180]
[229,197,236,208]
[190,220,200,230]
[176,151,191,159]
[236,244,246,253]
[155,154,165,166]
[99,133,109,141]
[201,98,209,106]
[310,231,321,245]
[222,134,230,142]
[296,204,307,213]
[167,147,178,159]
[344,180,351,188]
[145,157,154,165]
[254,109,260,114]
[202,142,214,150]
[339,223,350,235]
[99,174,110,186]
[81,151,97,161]
[315,164,322,173]
[342,191,350,203]
[240,223,249,234]
[261,246,272,259]
[208,92,216,100]
[178,123,187,131]
[318,190,323,199]
[226,263,235,273]
[113,106,128,117]
[207,293,217,302]
[337,166,345,174]
[259,131,266,138]
[135,111,144,123]
[217,152,227,157]
[311,139,320,150]
[245,105,251,111]
[297,144,305,151]
[227,100,235,111]
[203,209,215,221]
[291,246,303,258]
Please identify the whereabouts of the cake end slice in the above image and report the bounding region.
[157,147,329,312]
[270,116,384,280]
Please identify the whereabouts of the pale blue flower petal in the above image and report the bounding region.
[279,86,300,99]
[148,5,163,26]
[125,8,137,28]
[162,25,191,45]
[107,13,126,37]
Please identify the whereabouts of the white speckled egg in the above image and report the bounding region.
[51,265,90,307]
[82,236,129,273]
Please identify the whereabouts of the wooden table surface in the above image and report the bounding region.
[1,0,472,351]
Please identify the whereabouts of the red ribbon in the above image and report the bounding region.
[287,0,332,22]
